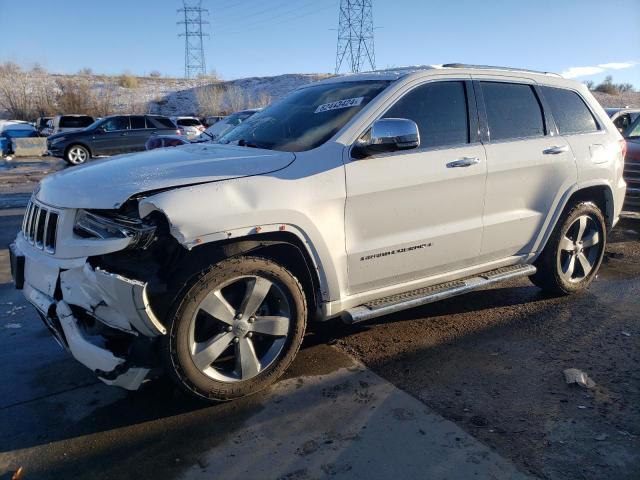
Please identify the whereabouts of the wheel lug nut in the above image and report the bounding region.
[235,313,243,320]
[248,317,255,323]
[247,332,253,338]
[233,337,239,343]
[226,326,232,332]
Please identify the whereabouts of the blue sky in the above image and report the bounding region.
[1,0,639,86]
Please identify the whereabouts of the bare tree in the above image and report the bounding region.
[224,85,246,112]
[30,68,57,117]
[55,77,96,114]
[92,80,117,117]
[617,83,634,93]
[0,62,34,119]
[196,83,225,115]
[251,91,271,109]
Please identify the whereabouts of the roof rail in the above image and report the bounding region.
[442,63,562,77]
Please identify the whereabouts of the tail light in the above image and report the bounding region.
[176,128,184,136]
[197,125,205,132]
[619,139,627,158]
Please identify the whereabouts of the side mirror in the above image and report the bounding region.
[353,118,420,158]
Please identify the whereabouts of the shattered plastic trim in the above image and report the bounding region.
[60,264,166,337]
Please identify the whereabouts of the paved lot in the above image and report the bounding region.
[0,158,638,479]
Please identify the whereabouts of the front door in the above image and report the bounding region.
[344,80,487,294]
[90,116,131,155]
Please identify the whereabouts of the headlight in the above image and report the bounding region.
[74,209,157,249]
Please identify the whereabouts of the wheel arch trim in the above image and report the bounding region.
[532,180,615,260]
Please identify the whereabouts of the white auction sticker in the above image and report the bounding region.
[314,96,364,113]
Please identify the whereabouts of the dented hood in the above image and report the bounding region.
[37,143,295,209]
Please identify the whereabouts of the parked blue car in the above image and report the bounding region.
[1,125,38,157]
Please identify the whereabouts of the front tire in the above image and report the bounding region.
[163,256,307,402]
[65,144,90,165]
[530,201,606,295]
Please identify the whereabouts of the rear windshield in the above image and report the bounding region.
[177,118,201,127]
[59,116,94,128]
[220,81,390,152]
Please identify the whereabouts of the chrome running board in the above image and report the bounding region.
[342,264,537,324]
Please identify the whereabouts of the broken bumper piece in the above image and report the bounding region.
[59,263,166,337]
[56,301,151,390]
[15,239,164,391]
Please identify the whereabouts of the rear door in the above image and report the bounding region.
[90,116,130,155]
[149,116,178,135]
[476,80,575,261]
[540,85,617,203]
[127,115,149,151]
[344,80,488,294]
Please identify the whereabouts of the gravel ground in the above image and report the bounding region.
[332,223,640,479]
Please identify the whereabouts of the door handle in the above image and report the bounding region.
[447,156,480,168]
[543,145,569,155]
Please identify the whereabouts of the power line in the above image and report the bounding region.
[219,2,336,35]
[215,0,330,34]
[178,0,210,79]
[335,0,375,73]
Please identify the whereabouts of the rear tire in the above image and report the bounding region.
[530,201,606,295]
[65,144,90,165]
[163,256,307,402]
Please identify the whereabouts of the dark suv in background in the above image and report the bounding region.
[47,115,179,165]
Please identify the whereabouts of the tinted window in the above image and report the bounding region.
[101,116,129,132]
[59,116,94,129]
[541,86,599,135]
[481,82,545,141]
[148,116,176,129]
[130,116,146,129]
[177,118,201,127]
[383,81,469,148]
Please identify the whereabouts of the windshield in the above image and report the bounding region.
[86,118,104,130]
[626,116,640,139]
[219,80,390,152]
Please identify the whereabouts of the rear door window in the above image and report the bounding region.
[130,116,146,129]
[148,117,176,129]
[540,86,599,135]
[382,81,470,148]
[481,82,545,141]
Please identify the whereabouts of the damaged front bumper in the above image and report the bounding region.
[12,234,166,390]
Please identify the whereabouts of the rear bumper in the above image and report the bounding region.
[12,238,164,390]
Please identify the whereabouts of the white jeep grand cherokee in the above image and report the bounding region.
[10,65,626,401]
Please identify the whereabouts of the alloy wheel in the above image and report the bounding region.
[68,146,88,164]
[558,214,602,283]
[188,275,291,382]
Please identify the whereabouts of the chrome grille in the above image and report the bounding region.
[22,199,59,253]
